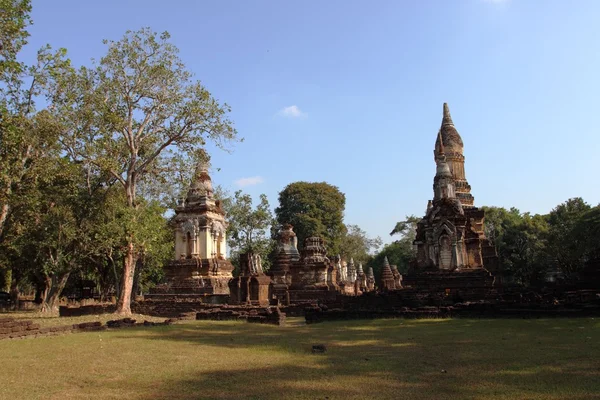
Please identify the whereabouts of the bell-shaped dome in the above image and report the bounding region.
[434,103,463,156]
[187,158,214,201]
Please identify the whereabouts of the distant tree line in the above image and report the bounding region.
[483,197,600,287]
[376,198,600,288]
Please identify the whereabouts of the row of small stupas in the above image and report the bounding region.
[151,103,498,303]
[149,160,381,304]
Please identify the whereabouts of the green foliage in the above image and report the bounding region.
[48,27,238,312]
[482,206,549,286]
[1,154,88,311]
[275,181,346,254]
[368,241,414,284]
[546,197,592,279]
[0,0,31,81]
[572,205,600,262]
[389,215,420,238]
[0,8,71,240]
[368,216,419,284]
[222,190,275,271]
[338,224,382,265]
[0,2,71,302]
[51,27,238,208]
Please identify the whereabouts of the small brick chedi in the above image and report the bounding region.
[406,103,498,293]
[229,252,272,305]
[151,159,234,297]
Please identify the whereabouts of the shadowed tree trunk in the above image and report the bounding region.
[40,271,70,314]
[10,276,20,311]
[0,268,11,293]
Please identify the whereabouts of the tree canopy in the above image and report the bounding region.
[339,224,382,265]
[48,28,238,314]
[223,190,275,271]
[275,182,346,255]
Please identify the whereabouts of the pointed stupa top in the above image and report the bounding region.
[367,267,374,278]
[437,129,445,155]
[435,102,463,157]
[442,102,454,126]
[357,263,364,275]
[188,154,213,198]
[381,257,395,288]
[434,111,452,179]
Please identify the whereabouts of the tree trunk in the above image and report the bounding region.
[40,272,70,314]
[116,240,136,315]
[1,268,11,293]
[34,281,45,304]
[0,202,10,238]
[9,276,19,311]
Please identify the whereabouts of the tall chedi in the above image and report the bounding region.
[434,103,474,208]
[406,103,499,298]
[150,154,234,297]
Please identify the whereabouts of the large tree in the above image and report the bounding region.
[546,197,591,280]
[572,205,600,263]
[482,206,549,286]
[51,28,238,314]
[0,0,71,295]
[224,190,275,270]
[275,182,346,255]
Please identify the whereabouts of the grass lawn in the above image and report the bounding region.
[0,317,599,400]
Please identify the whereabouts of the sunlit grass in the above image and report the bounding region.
[0,317,599,399]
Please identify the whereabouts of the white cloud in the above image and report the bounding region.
[278,105,307,118]
[234,176,264,187]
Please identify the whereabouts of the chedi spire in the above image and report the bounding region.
[442,102,454,126]
[380,257,396,291]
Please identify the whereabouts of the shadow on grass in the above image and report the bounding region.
[106,318,600,400]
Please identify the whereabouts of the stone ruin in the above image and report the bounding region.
[150,158,234,299]
[267,224,377,304]
[376,259,404,292]
[229,252,272,306]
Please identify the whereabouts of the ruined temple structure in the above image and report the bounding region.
[405,103,499,297]
[338,257,361,295]
[269,225,340,303]
[380,257,397,291]
[366,267,376,292]
[290,237,332,290]
[391,265,403,289]
[357,263,368,293]
[150,159,234,298]
[269,224,300,303]
[229,253,272,306]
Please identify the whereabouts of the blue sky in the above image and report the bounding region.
[24,0,600,244]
